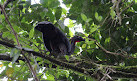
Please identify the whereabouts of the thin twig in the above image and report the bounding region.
[87,37,136,59]
[0,3,39,81]
[3,0,15,9]
[120,1,134,15]
[0,5,21,47]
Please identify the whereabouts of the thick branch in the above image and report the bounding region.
[0,54,57,68]
[0,40,97,78]
[1,40,137,79]
[0,54,25,62]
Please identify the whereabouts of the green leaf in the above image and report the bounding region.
[40,8,48,18]
[95,12,98,19]
[105,37,110,44]
[40,12,47,19]
[58,20,65,30]
[65,55,69,61]
[13,25,21,33]
[86,18,92,22]
[19,60,25,66]
[95,12,102,22]
[10,48,20,64]
[0,14,5,22]
[81,13,87,21]
[55,7,62,20]
[10,48,16,57]
[98,16,102,21]
[12,51,20,64]
[40,0,48,5]
[135,0,137,3]
[62,8,67,15]
[110,9,116,19]
[65,70,69,78]
[82,44,86,48]
[2,31,14,40]
[90,25,99,33]
[133,4,137,11]
[47,9,55,22]
[49,64,52,68]
[46,73,55,80]
[86,38,95,45]
[48,0,60,8]
[29,28,34,39]
[41,0,60,8]
[68,19,74,28]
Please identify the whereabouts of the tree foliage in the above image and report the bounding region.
[0,0,137,81]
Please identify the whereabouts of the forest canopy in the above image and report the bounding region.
[0,0,137,81]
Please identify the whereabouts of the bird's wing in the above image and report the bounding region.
[63,37,71,54]
[42,34,52,52]
[56,28,71,54]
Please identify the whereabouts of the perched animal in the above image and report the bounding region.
[35,21,85,57]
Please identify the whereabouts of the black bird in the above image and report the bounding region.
[35,21,85,57]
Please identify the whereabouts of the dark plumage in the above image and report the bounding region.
[35,21,84,57]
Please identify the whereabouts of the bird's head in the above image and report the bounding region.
[69,35,85,54]
[35,21,55,32]
[71,36,85,44]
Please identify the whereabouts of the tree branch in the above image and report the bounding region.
[1,40,137,79]
[0,40,101,79]
[0,54,58,68]
[3,0,15,9]
[0,4,20,47]
[0,54,25,62]
[88,38,136,59]
[0,3,39,81]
